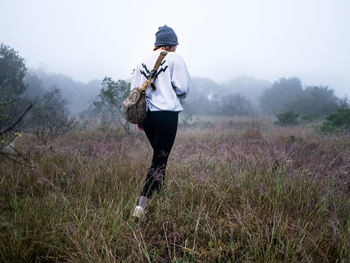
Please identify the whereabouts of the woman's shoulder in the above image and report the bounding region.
[167,51,183,59]
[138,51,185,66]
[165,52,187,67]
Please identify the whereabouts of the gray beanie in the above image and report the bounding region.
[154,25,178,47]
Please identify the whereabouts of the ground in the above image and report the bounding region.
[1,117,350,262]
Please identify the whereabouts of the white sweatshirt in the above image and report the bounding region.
[131,49,190,112]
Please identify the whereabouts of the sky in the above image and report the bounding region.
[1,0,349,97]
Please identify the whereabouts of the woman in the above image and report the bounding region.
[131,25,190,218]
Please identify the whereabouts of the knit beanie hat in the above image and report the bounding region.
[154,25,178,47]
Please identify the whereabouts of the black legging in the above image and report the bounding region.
[141,110,178,198]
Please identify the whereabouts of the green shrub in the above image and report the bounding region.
[319,108,350,133]
[275,110,299,126]
[301,113,319,122]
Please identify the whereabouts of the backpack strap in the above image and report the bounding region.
[140,51,168,92]
[151,51,168,77]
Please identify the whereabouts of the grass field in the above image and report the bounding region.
[1,117,350,262]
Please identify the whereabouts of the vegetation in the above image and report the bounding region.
[0,43,33,158]
[275,110,299,126]
[300,113,319,123]
[0,43,27,99]
[0,43,32,136]
[29,71,101,114]
[1,42,350,262]
[219,94,253,116]
[260,77,347,117]
[319,108,350,134]
[260,77,303,115]
[1,119,350,262]
[25,88,76,143]
[92,77,131,134]
[183,77,257,116]
[1,44,76,164]
[288,86,346,117]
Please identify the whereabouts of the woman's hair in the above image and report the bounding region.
[153,46,174,51]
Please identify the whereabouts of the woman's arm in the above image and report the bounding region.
[171,54,190,98]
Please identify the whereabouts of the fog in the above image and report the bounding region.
[1,0,349,97]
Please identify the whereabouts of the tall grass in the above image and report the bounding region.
[1,119,350,262]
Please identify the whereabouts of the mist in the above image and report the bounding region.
[1,0,349,99]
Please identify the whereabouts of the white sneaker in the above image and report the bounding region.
[132,206,145,218]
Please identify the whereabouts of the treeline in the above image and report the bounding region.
[260,77,348,118]
[1,42,349,146]
[183,76,267,115]
[184,76,348,118]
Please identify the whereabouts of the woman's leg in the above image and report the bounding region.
[142,111,155,150]
[141,111,178,198]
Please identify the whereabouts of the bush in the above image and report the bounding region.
[319,108,350,134]
[25,88,76,143]
[92,77,131,134]
[300,113,319,122]
[275,110,299,126]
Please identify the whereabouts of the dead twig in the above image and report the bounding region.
[0,151,35,169]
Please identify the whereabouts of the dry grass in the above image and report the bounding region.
[1,118,350,262]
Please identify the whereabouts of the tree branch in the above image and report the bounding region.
[0,98,21,106]
[0,103,33,135]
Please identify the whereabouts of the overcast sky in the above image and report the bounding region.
[1,0,349,96]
